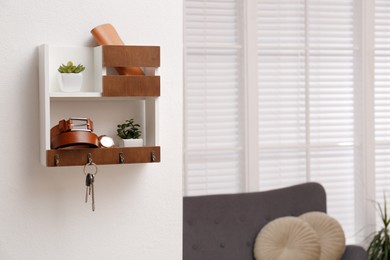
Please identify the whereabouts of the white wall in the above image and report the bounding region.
[0,0,183,259]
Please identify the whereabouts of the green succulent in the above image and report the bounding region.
[58,61,85,73]
[117,119,142,139]
[368,195,390,260]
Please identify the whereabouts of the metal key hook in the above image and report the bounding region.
[87,153,93,164]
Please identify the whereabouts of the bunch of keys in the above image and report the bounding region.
[84,160,98,211]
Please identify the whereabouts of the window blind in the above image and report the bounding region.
[257,0,357,241]
[184,0,361,243]
[375,0,390,218]
[184,0,244,195]
[257,0,307,190]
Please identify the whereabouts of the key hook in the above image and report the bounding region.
[87,153,93,164]
[54,154,60,166]
[119,152,125,164]
[151,151,156,162]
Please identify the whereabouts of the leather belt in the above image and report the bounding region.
[50,118,99,149]
[51,118,93,136]
[51,131,99,149]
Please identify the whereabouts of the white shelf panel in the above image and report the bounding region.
[50,92,102,98]
[50,94,157,102]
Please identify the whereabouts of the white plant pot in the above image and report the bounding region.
[60,73,83,92]
[119,138,143,147]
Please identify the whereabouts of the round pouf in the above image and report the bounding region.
[254,216,320,260]
[299,212,345,260]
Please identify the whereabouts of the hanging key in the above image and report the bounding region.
[90,174,95,211]
[85,173,94,203]
[83,159,98,212]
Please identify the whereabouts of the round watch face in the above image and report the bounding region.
[98,135,115,148]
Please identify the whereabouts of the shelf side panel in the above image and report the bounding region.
[93,46,103,93]
[39,45,51,166]
[145,98,159,146]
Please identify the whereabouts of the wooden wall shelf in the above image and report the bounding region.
[39,44,161,167]
[46,146,160,167]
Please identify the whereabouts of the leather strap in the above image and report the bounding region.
[51,131,99,149]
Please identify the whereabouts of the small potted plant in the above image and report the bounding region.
[368,195,390,259]
[117,118,143,147]
[58,61,85,92]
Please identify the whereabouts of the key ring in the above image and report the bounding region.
[84,162,98,176]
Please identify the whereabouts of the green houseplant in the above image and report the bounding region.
[368,195,390,260]
[58,61,85,92]
[58,61,85,73]
[117,119,143,147]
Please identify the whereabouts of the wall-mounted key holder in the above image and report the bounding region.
[48,147,160,167]
[39,44,161,167]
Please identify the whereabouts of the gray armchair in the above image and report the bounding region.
[183,182,367,260]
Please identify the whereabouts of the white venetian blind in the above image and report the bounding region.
[257,0,357,242]
[184,0,244,196]
[375,0,390,214]
[257,0,307,189]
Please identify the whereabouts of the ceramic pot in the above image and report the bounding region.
[119,138,143,147]
[60,73,83,92]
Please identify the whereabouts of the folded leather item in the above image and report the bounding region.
[50,118,99,149]
[90,23,144,76]
[51,131,99,149]
[59,118,93,132]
